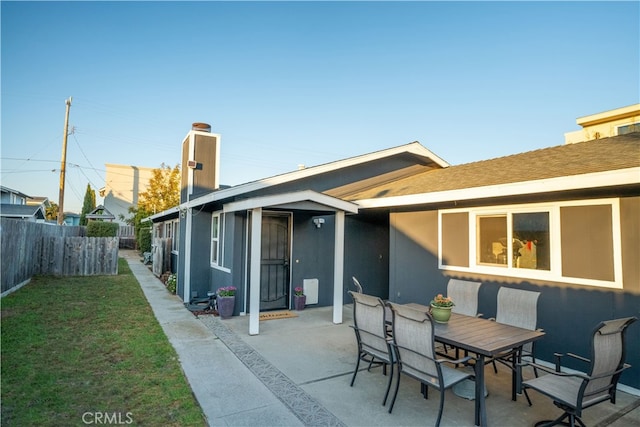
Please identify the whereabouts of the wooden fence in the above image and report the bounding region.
[1,218,119,294]
[152,237,172,276]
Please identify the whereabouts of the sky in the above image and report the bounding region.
[2,1,639,214]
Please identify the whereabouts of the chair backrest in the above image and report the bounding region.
[447,279,481,316]
[350,291,389,361]
[496,287,540,331]
[388,302,440,385]
[585,317,637,400]
[352,276,363,293]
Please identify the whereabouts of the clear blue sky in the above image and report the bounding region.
[2,1,638,213]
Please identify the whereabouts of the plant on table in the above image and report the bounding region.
[430,294,454,308]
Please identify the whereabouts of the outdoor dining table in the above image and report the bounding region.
[404,303,545,427]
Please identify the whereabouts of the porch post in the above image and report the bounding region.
[333,210,345,324]
[249,207,262,335]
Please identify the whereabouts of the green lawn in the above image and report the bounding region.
[1,258,206,426]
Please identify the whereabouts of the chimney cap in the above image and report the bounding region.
[192,122,211,132]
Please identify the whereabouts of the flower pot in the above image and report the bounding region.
[294,295,306,311]
[217,296,235,319]
[430,304,452,323]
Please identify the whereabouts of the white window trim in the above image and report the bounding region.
[211,211,231,273]
[438,198,622,289]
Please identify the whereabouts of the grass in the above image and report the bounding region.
[1,258,206,426]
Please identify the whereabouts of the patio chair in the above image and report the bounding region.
[448,279,482,317]
[349,291,396,406]
[351,276,363,293]
[352,276,392,328]
[387,302,474,426]
[521,316,637,427]
[490,287,541,371]
[441,279,482,358]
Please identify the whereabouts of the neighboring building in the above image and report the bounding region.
[85,205,115,222]
[149,112,640,391]
[0,186,45,222]
[564,103,640,144]
[63,212,81,226]
[102,163,156,224]
[1,185,30,205]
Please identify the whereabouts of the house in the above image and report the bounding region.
[0,186,45,222]
[149,108,640,391]
[85,205,116,222]
[102,163,156,224]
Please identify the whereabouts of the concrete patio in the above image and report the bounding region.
[199,306,640,427]
[124,251,640,426]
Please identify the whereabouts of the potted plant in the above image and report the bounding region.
[430,293,454,323]
[293,286,306,311]
[217,286,237,319]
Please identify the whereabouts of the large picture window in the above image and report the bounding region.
[439,199,621,288]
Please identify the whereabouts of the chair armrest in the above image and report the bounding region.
[518,361,590,380]
[437,355,473,366]
[553,352,590,371]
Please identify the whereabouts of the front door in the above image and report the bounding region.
[260,213,290,311]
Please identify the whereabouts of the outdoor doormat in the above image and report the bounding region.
[259,311,298,321]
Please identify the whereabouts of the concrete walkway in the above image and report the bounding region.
[122,250,640,427]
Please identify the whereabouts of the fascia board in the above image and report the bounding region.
[188,141,447,209]
[223,190,359,214]
[356,167,640,209]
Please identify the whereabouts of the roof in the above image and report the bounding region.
[0,204,45,219]
[351,132,640,206]
[86,205,116,220]
[0,186,31,199]
[148,141,447,221]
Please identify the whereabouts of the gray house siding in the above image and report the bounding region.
[344,212,390,300]
[387,196,640,390]
[291,212,335,307]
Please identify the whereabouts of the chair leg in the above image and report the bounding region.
[382,361,394,406]
[523,388,532,407]
[435,388,445,427]
[388,370,402,413]
[350,352,362,387]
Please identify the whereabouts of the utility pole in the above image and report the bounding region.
[57,97,72,225]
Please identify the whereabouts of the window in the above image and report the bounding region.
[617,122,640,135]
[211,212,224,267]
[439,199,621,288]
[172,220,179,252]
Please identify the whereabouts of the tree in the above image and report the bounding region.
[137,163,181,214]
[45,202,59,221]
[79,184,96,226]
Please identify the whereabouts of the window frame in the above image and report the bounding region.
[438,198,622,289]
[210,211,230,272]
[171,219,179,253]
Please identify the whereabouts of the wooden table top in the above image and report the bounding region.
[404,303,545,357]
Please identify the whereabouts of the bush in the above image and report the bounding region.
[86,221,119,237]
[138,226,152,254]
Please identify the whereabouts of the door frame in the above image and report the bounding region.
[259,211,293,311]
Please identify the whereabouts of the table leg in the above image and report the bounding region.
[474,355,487,427]
[511,347,522,401]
